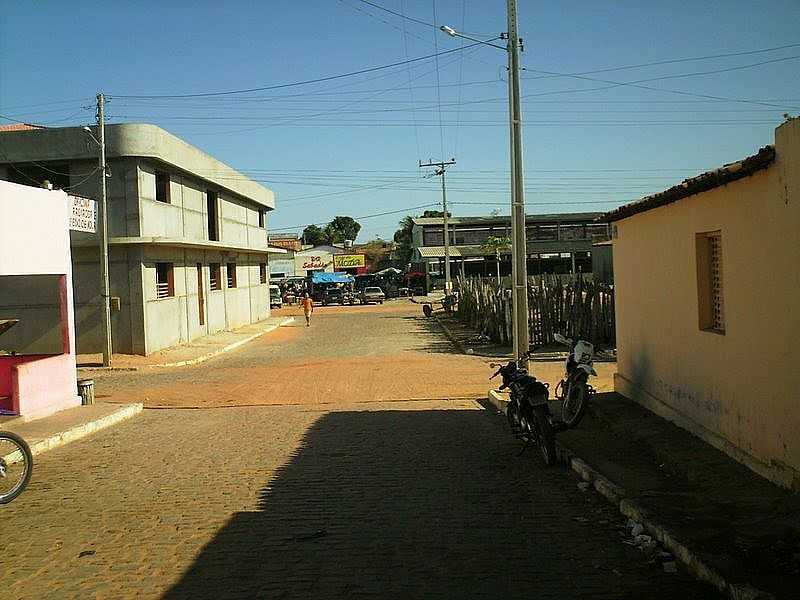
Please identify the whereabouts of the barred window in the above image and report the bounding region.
[696,231,724,333]
[210,263,222,291]
[227,263,237,288]
[259,263,267,284]
[156,263,174,299]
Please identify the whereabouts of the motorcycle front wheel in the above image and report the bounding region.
[0,431,33,504]
[562,379,589,428]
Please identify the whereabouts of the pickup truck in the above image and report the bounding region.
[359,286,385,305]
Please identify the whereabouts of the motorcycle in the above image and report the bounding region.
[553,333,597,428]
[490,353,557,466]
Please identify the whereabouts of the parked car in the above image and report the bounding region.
[322,287,348,306]
[360,286,385,305]
[269,285,283,309]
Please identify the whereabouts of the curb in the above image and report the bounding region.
[485,389,773,600]
[3,403,143,462]
[432,315,467,354]
[78,317,295,372]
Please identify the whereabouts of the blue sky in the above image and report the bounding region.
[1,1,799,240]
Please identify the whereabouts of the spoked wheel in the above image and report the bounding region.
[562,379,589,428]
[0,431,33,504]
[531,409,556,466]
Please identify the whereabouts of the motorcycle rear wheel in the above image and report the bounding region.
[532,409,556,466]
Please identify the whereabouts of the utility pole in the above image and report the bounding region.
[506,0,530,369]
[97,93,112,367]
[438,1,530,366]
[419,159,456,294]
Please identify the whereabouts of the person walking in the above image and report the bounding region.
[301,293,314,327]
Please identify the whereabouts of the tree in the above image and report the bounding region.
[302,224,326,246]
[324,216,361,244]
[360,238,393,272]
[481,235,511,285]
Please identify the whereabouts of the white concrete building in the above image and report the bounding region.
[0,123,282,355]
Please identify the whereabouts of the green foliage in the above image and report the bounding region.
[481,235,512,255]
[302,224,326,246]
[304,216,362,246]
[324,215,361,244]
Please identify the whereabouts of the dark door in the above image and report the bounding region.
[197,263,205,326]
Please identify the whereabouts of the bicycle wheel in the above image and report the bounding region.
[0,431,33,504]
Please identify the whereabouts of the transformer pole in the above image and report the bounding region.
[419,158,456,294]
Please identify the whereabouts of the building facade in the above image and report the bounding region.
[607,117,800,490]
[410,213,609,283]
[0,123,280,355]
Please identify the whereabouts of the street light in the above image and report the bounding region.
[440,0,530,369]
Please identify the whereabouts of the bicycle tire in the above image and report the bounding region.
[0,431,33,504]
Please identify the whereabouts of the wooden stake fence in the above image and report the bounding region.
[456,275,615,347]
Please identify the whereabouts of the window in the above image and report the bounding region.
[155,170,170,203]
[156,263,174,299]
[259,263,267,284]
[696,231,725,333]
[210,263,222,291]
[227,263,237,288]
[258,209,265,229]
[207,191,219,241]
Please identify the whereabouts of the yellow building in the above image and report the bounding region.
[607,117,800,490]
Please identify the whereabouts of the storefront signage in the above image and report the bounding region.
[68,195,97,233]
[333,254,366,269]
[294,251,334,273]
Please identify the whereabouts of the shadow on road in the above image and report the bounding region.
[163,409,717,600]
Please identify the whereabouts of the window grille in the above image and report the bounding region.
[708,233,724,331]
[227,263,237,288]
[210,263,221,291]
[156,263,174,299]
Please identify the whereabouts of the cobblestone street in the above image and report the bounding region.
[0,302,717,598]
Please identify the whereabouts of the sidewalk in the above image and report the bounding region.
[487,390,799,600]
[1,402,142,459]
[77,316,294,371]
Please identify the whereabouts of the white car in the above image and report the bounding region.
[360,286,385,304]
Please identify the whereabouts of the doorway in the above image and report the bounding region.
[196,263,205,326]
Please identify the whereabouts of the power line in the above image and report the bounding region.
[269,203,440,232]
[526,42,800,80]
[110,41,490,99]
[431,0,446,159]
[354,0,438,30]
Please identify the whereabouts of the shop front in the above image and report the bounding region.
[333,254,366,276]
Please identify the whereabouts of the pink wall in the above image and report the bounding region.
[0,182,80,419]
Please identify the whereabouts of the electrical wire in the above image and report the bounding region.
[432,0,446,159]
[269,203,440,232]
[110,41,492,99]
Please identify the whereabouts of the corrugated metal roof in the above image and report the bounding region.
[417,246,462,258]
[603,145,775,223]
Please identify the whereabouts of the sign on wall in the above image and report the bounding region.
[333,254,366,269]
[294,252,334,273]
[68,195,97,233]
